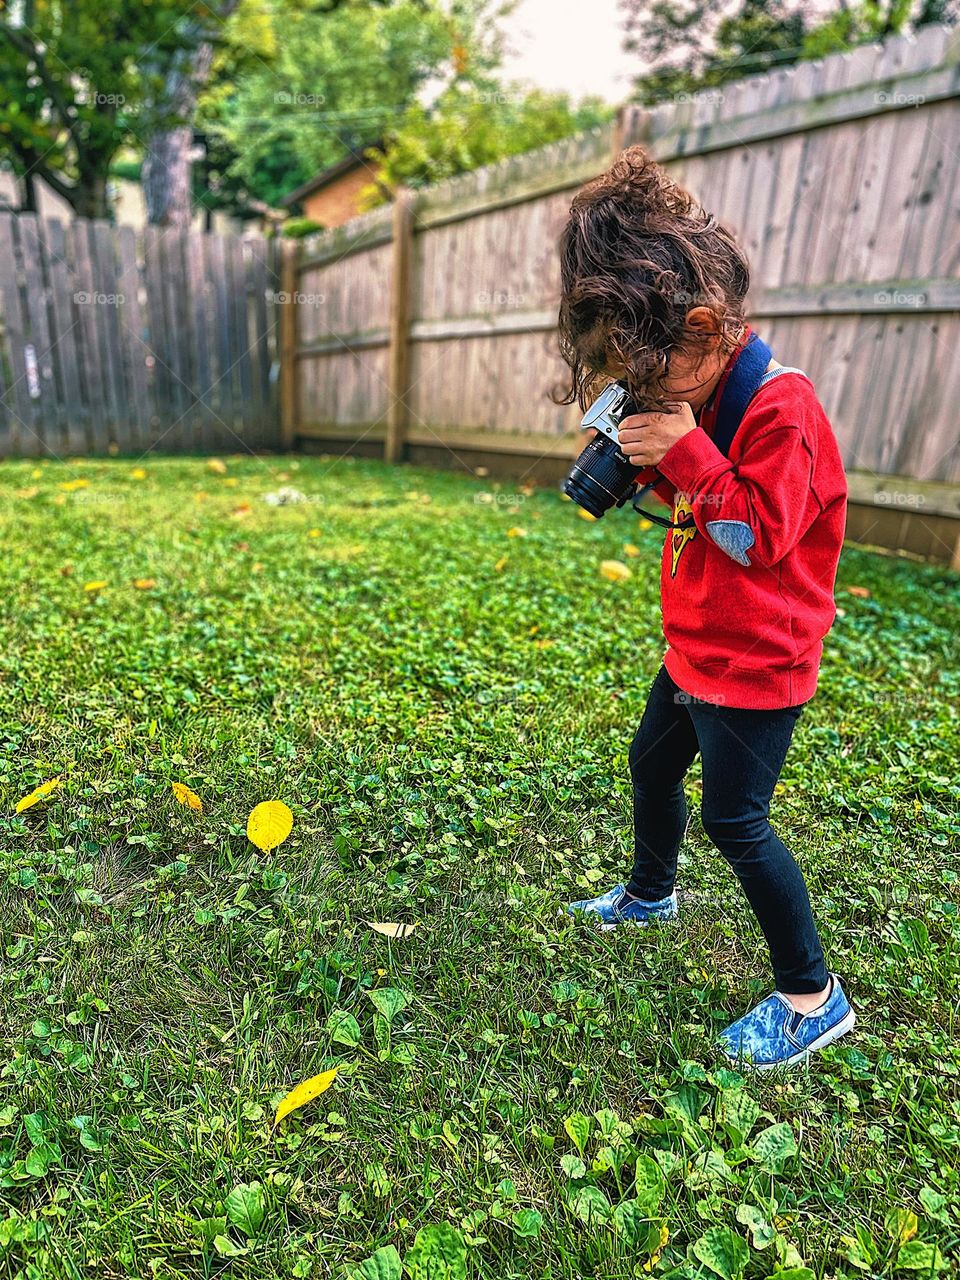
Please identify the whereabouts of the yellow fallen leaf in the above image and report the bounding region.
[31,468,42,479]
[247,800,293,852]
[194,491,208,502]
[533,638,554,649]
[846,585,871,598]
[895,1211,918,1245]
[506,527,526,538]
[494,555,508,572]
[638,519,653,531]
[623,543,640,557]
[577,508,597,522]
[130,468,147,480]
[16,487,39,500]
[643,1224,670,1271]
[84,580,107,592]
[367,921,418,939]
[600,560,632,582]
[308,529,321,538]
[133,578,156,590]
[171,781,203,812]
[231,504,252,518]
[59,478,89,492]
[274,1066,339,1125]
[15,777,61,814]
[223,477,239,487]
[207,458,227,474]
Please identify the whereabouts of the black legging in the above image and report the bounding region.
[628,665,829,994]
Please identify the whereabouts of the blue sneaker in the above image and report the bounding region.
[719,975,855,1069]
[564,883,678,931]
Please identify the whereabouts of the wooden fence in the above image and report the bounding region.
[284,23,960,565]
[0,214,280,457]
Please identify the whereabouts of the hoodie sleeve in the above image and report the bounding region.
[655,400,822,569]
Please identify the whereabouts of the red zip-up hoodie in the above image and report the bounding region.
[637,327,847,710]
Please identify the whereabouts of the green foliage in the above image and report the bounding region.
[363,87,613,202]
[0,455,957,1276]
[282,217,327,238]
[621,0,950,104]
[0,0,224,217]
[207,0,468,208]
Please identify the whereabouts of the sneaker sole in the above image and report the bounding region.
[597,913,678,931]
[748,1007,857,1071]
[559,906,679,930]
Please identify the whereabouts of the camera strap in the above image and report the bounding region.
[631,331,774,530]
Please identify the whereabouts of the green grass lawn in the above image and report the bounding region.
[0,453,958,1280]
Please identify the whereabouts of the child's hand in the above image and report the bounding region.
[618,401,697,467]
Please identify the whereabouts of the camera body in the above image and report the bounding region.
[562,380,644,518]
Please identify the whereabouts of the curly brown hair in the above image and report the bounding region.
[555,146,750,410]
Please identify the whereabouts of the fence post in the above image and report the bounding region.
[611,105,627,159]
[279,237,300,451]
[385,187,415,464]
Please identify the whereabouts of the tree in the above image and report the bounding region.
[619,0,960,104]
[362,86,612,202]
[140,1,242,228]
[0,0,221,219]
[205,0,513,210]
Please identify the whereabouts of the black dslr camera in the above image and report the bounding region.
[562,380,646,518]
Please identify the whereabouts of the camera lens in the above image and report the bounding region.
[563,435,640,518]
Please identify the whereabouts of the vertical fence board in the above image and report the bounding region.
[187,229,215,451]
[16,215,52,457]
[0,215,34,453]
[142,226,171,448]
[207,234,234,450]
[43,219,87,455]
[279,239,298,450]
[115,224,150,452]
[90,220,129,447]
[227,234,251,448]
[69,221,109,455]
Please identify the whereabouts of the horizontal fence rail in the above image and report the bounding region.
[283,23,960,565]
[0,214,281,458]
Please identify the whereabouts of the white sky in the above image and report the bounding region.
[498,0,640,103]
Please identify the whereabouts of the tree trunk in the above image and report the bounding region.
[142,2,238,227]
[143,122,197,228]
[72,171,110,220]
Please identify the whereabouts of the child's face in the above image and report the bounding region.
[606,309,739,412]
